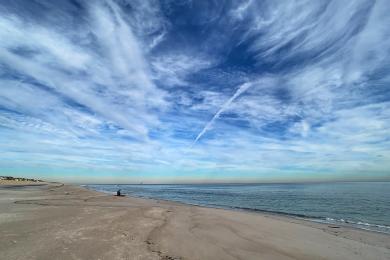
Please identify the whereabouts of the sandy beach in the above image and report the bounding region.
[0,183,389,260]
[0,180,44,186]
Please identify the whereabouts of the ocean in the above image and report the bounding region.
[85,182,390,234]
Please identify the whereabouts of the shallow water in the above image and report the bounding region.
[85,182,390,234]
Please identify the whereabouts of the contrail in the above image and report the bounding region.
[192,82,252,146]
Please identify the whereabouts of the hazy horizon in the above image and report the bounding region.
[2,172,390,185]
[1,0,390,183]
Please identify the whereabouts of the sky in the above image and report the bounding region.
[0,0,390,184]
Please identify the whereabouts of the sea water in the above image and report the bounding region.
[85,182,390,234]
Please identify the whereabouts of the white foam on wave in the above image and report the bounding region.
[312,216,390,234]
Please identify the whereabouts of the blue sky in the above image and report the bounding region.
[0,0,389,183]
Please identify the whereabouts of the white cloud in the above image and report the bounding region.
[152,53,214,87]
[0,1,168,140]
[0,0,389,181]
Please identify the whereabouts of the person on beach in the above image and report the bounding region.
[116,189,121,196]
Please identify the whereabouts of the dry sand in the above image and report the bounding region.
[0,183,389,260]
[0,180,44,186]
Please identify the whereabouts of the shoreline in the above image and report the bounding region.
[126,193,390,239]
[1,183,389,259]
[83,184,390,236]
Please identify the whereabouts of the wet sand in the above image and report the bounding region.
[0,183,389,260]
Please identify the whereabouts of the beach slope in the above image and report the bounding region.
[0,183,389,260]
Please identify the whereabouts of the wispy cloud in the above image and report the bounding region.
[152,53,214,87]
[0,0,167,139]
[0,0,389,182]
